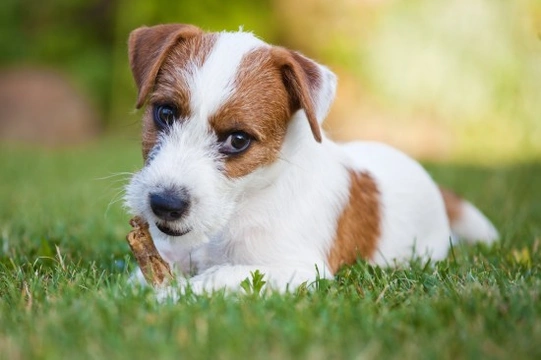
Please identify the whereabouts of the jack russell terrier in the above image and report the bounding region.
[124,24,498,294]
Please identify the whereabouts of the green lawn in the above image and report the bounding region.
[1,137,540,359]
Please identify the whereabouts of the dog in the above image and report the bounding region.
[124,24,498,295]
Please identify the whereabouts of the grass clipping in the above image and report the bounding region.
[126,217,172,287]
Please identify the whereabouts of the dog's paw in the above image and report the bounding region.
[154,277,196,303]
[155,285,182,303]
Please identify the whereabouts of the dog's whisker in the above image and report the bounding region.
[95,172,135,182]
[277,154,307,172]
[104,188,128,217]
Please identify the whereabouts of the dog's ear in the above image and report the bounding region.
[128,24,202,108]
[272,48,337,143]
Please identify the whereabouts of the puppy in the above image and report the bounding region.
[125,24,498,294]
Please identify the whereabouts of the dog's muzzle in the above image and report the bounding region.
[149,187,192,237]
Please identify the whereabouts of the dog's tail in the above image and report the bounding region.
[439,187,499,244]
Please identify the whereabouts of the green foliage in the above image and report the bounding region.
[0,0,276,127]
[240,270,267,295]
[358,0,541,161]
[0,139,540,358]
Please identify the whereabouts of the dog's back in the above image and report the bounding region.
[340,141,498,266]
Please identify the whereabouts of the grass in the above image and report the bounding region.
[1,137,540,359]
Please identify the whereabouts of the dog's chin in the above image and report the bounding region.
[156,223,192,237]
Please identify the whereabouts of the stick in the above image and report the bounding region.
[126,216,172,286]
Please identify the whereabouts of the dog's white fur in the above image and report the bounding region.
[125,26,498,296]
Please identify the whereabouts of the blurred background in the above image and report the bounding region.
[1,0,540,164]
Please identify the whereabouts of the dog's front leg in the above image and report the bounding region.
[156,264,328,300]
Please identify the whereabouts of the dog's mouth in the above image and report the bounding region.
[156,223,191,237]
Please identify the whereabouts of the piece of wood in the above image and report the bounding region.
[126,217,172,286]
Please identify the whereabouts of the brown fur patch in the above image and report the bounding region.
[289,51,322,98]
[210,48,292,178]
[137,33,217,161]
[271,47,322,142]
[128,24,203,109]
[439,187,464,225]
[327,170,381,274]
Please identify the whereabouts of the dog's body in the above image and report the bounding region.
[125,24,498,294]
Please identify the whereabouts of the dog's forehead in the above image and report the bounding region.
[193,32,269,115]
[156,31,270,118]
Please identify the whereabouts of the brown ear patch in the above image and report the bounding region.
[128,24,203,109]
[327,170,381,274]
[289,51,322,95]
[271,47,322,143]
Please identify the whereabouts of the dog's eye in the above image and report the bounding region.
[220,131,252,155]
[153,104,178,129]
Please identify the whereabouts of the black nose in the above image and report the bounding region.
[149,189,190,221]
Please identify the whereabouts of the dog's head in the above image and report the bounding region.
[124,24,337,245]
